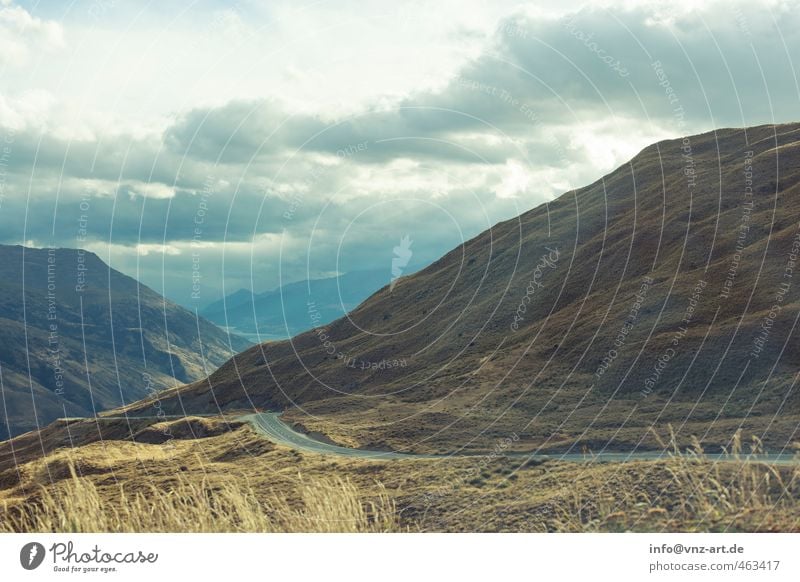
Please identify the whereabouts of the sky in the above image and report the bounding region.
[1,0,799,307]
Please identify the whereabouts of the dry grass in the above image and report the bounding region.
[1,423,798,533]
[546,429,800,532]
[0,464,398,533]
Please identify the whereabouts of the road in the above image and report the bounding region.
[239,412,799,465]
[58,412,798,464]
[241,412,425,459]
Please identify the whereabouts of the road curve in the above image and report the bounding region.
[241,412,425,460]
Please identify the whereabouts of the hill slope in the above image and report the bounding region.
[0,245,250,439]
[125,123,800,452]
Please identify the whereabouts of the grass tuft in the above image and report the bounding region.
[1,463,398,533]
[546,428,800,532]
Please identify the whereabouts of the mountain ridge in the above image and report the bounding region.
[0,244,250,440]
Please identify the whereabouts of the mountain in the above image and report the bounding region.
[0,245,251,440]
[124,123,800,452]
[200,269,411,340]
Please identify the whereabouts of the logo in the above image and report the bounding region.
[20,542,46,570]
[390,235,413,291]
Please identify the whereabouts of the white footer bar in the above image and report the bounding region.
[1,533,797,581]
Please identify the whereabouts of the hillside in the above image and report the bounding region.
[123,123,800,452]
[0,245,250,440]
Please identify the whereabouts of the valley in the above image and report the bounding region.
[1,123,799,534]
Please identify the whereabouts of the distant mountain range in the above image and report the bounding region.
[200,269,413,340]
[127,123,800,453]
[0,245,250,440]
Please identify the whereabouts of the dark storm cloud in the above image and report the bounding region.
[2,0,798,304]
[0,185,283,245]
[165,99,522,165]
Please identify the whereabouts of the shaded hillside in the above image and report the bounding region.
[126,123,800,452]
[200,269,414,340]
[0,245,250,440]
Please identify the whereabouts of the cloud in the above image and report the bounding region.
[164,99,522,165]
[480,3,800,127]
[494,160,533,199]
[1,0,798,305]
[0,3,64,66]
[0,89,56,130]
[125,181,176,200]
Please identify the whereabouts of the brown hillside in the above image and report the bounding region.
[123,123,800,453]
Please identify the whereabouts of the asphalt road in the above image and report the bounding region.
[239,412,799,465]
[241,412,424,460]
[58,413,798,465]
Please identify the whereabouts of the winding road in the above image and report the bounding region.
[239,412,799,465]
[66,413,797,464]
